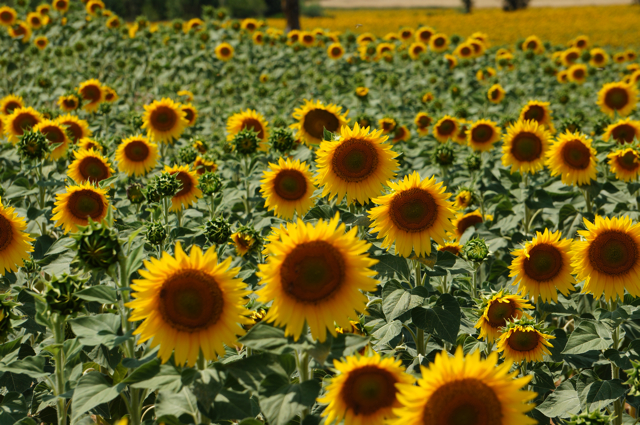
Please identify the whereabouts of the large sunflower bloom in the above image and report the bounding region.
[519,100,555,132]
[468,119,501,152]
[260,157,315,220]
[608,148,640,182]
[546,131,597,186]
[116,135,158,177]
[571,215,640,300]
[319,352,414,425]
[509,229,575,302]
[0,197,34,275]
[393,347,536,425]
[127,242,252,366]
[475,291,533,342]
[497,324,555,363]
[226,109,270,151]
[142,98,188,144]
[256,215,379,342]
[77,79,104,113]
[314,123,399,205]
[291,99,349,146]
[3,107,42,143]
[164,165,202,212]
[597,82,638,118]
[52,182,110,233]
[0,6,17,26]
[603,118,640,144]
[33,119,71,160]
[501,120,551,174]
[369,171,455,258]
[433,116,458,143]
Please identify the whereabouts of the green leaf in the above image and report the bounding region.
[238,323,293,354]
[411,294,461,344]
[322,128,333,141]
[258,374,320,425]
[68,314,131,348]
[130,364,183,392]
[74,286,117,304]
[382,287,424,321]
[581,378,627,411]
[327,333,369,363]
[372,320,403,349]
[225,353,288,392]
[211,389,257,421]
[120,358,161,385]
[0,356,48,379]
[372,253,410,280]
[0,392,29,425]
[155,388,199,424]
[535,381,581,419]
[562,320,613,355]
[70,372,124,424]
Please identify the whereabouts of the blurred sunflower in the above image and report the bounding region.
[327,43,344,59]
[103,87,118,103]
[567,63,587,84]
[33,36,48,50]
[603,118,640,144]
[57,95,80,112]
[501,120,551,174]
[454,42,474,59]
[230,231,255,257]
[571,215,640,300]
[414,112,432,136]
[487,84,506,103]
[415,26,434,43]
[561,47,581,66]
[193,156,216,175]
[519,100,555,132]
[184,18,204,33]
[0,94,24,116]
[510,229,575,302]
[0,197,34,275]
[260,157,315,220]
[546,131,597,186]
[9,21,32,42]
[180,103,198,127]
[369,171,455,258]
[127,241,251,366]
[590,47,609,67]
[78,138,102,152]
[597,82,638,118]
[453,189,473,210]
[33,119,71,160]
[378,117,397,134]
[391,125,410,144]
[58,114,92,144]
[164,165,202,212]
[433,116,458,143]
[451,210,492,240]
[429,33,449,53]
[444,54,457,69]
[475,291,533,342]
[52,182,109,233]
[3,107,42,143]
[241,18,259,32]
[226,109,269,151]
[257,215,378,342]
[106,16,121,29]
[497,322,555,363]
[85,0,105,16]
[52,0,69,13]
[454,120,469,145]
[608,148,640,182]
[468,119,501,152]
[522,35,544,54]
[291,99,349,146]
[0,6,17,26]
[26,12,45,30]
[357,33,375,44]
[67,149,114,184]
[77,79,104,113]
[215,42,234,61]
[408,42,427,60]
[142,98,188,144]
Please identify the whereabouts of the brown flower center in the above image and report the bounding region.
[390,188,438,233]
[511,132,543,162]
[490,89,501,100]
[303,108,340,141]
[572,68,585,79]
[611,124,636,143]
[561,139,591,170]
[434,37,445,47]
[81,85,101,103]
[0,214,13,252]
[124,140,150,162]
[274,169,307,201]
[67,189,105,220]
[341,366,398,415]
[150,106,178,132]
[412,45,425,55]
[173,171,193,198]
[507,329,540,352]
[41,125,65,144]
[158,269,223,332]
[471,124,494,144]
[3,101,21,115]
[331,139,379,183]
[605,87,630,110]
[594,53,604,63]
[524,243,563,281]
[62,99,77,109]
[331,46,342,56]
[418,30,432,42]
[0,11,13,22]
[241,118,265,139]
[523,105,545,122]
[439,245,461,256]
[281,241,345,303]
[486,300,515,328]
[12,113,39,135]
[220,47,231,56]
[421,379,502,425]
[457,214,483,236]
[60,121,82,143]
[437,120,456,136]
[183,108,195,123]
[79,157,110,183]
[589,230,638,276]
[617,151,639,171]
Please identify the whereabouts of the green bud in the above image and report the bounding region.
[270,128,296,154]
[179,146,198,164]
[233,128,260,155]
[199,172,222,196]
[156,172,182,198]
[204,217,232,245]
[17,130,50,161]
[146,222,167,245]
[566,410,610,425]
[45,274,85,316]
[71,220,121,271]
[466,152,482,171]
[127,183,145,204]
[434,144,455,166]
[463,238,489,262]
[128,112,144,130]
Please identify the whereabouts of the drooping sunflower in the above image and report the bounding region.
[0,197,34,275]
[453,189,473,210]
[451,210,492,240]
[510,229,575,302]
[414,112,432,136]
[67,149,114,184]
[315,123,399,205]
[230,231,255,257]
[215,42,234,61]
[3,106,42,143]
[77,79,104,113]
[57,94,80,112]
[519,100,554,132]
[260,157,315,220]
[291,99,349,146]
[391,125,410,144]
[180,103,198,127]
[475,291,533,342]
[497,323,555,363]
[127,241,251,366]
[487,83,506,103]
[193,156,217,174]
[571,215,640,300]
[226,109,269,151]
[433,116,458,143]
[546,131,597,186]
[103,86,118,103]
[164,165,203,212]
[369,171,455,258]
[501,120,551,174]
[589,47,609,67]
[116,136,157,176]
[468,119,501,152]
[52,0,70,13]
[142,98,188,144]
[0,6,17,26]
[608,148,640,182]
[603,118,640,144]
[177,90,194,102]
[52,182,110,233]
[33,120,71,160]
[429,33,449,53]
[408,42,427,60]
[256,215,379,342]
[393,347,536,425]
[0,94,24,116]
[568,64,587,84]
[58,114,92,144]
[437,241,463,256]
[597,82,638,118]
[319,352,414,425]
[327,42,345,59]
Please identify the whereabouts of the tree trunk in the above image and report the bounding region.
[282,0,301,32]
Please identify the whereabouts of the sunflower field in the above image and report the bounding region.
[3,1,640,425]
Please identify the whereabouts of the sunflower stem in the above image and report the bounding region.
[441,274,448,294]
[610,299,623,425]
[584,189,593,215]
[295,350,311,419]
[52,314,68,425]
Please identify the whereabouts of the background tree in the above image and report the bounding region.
[282,0,301,31]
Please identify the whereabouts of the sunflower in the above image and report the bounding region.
[230,231,255,256]
[475,291,533,342]
[497,323,555,363]
[33,36,48,50]
[315,123,399,205]
[444,54,457,69]
[319,352,414,425]
[408,42,427,60]
[501,120,551,174]
[522,35,544,54]
[561,47,581,66]
[85,0,105,16]
[327,43,345,59]
[260,158,315,220]
[33,120,71,160]
[487,84,506,103]
[103,87,118,103]
[571,215,640,300]
[546,131,597,186]
[454,120,469,145]
[414,112,432,136]
[469,40,485,57]
[433,116,458,143]
[453,189,473,210]
[164,165,202,212]
[106,16,121,29]
[184,18,204,33]
[67,149,113,184]
[378,117,396,134]
[415,26,434,43]
[614,52,626,63]
[142,98,188,144]
[77,79,104,113]
[226,109,269,151]
[9,21,32,42]
[180,103,197,127]
[519,100,554,132]
[0,197,34,275]
[241,17,259,32]
[393,347,536,425]
[357,33,375,45]
[58,114,92,144]
[26,12,45,29]
[604,119,640,144]
[468,119,501,152]
[52,182,110,233]
[256,215,379,342]
[3,107,42,143]
[557,70,570,84]
[376,42,395,57]
[568,64,587,84]
[0,6,17,26]
[355,87,369,98]
[300,31,315,47]
[177,90,194,102]
[437,241,463,256]
[608,148,640,182]
[52,0,69,13]
[369,171,455,258]
[78,138,103,152]
[429,33,449,53]
[451,210,492,240]
[57,94,79,112]
[0,94,24,116]
[510,229,575,302]
[252,31,264,45]
[597,82,638,118]
[291,99,349,146]
[590,48,609,67]
[391,125,410,144]
[454,42,474,59]
[215,42,234,61]
[127,241,251,366]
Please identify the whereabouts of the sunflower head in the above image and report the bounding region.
[475,291,533,342]
[519,100,554,130]
[497,319,555,363]
[16,129,50,161]
[68,149,114,184]
[142,98,188,144]
[0,94,24,116]
[433,116,458,143]
[116,135,158,177]
[597,82,638,118]
[501,119,551,174]
[0,6,17,26]
[451,210,491,241]
[3,106,42,143]
[52,182,110,234]
[546,130,597,186]
[437,241,463,256]
[45,274,85,317]
[77,79,104,113]
[603,118,640,144]
[608,148,640,182]
[260,157,315,220]
[163,164,202,212]
[0,196,35,276]
[226,109,270,151]
[57,94,81,112]
[58,114,92,144]
[468,119,501,152]
[33,119,71,160]
[291,99,349,146]
[204,217,232,245]
[215,42,234,61]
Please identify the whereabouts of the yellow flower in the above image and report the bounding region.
[0,6,17,26]
[180,103,198,127]
[597,82,638,118]
[408,42,427,60]
[433,116,458,143]
[3,107,42,143]
[142,98,188,144]
[58,114,92,144]
[497,324,555,363]
[608,148,640,182]
[85,0,105,16]
[77,79,104,113]
[260,157,315,220]
[391,125,410,144]
[487,84,506,103]
[590,47,609,67]
[34,36,48,50]
[475,291,533,342]
[429,33,449,53]
[291,99,349,146]
[415,26,434,43]
[52,0,70,13]
[0,197,34,275]
[568,63,587,84]
[215,42,234,61]
[355,87,369,97]
[437,241,463,256]
[453,189,473,210]
[414,112,432,136]
[52,182,110,233]
[163,165,202,212]
[177,90,194,102]
[184,18,204,33]
[501,119,551,174]
[522,35,544,54]
[451,210,492,240]
[33,119,71,160]
[519,100,555,132]
[226,109,270,151]
[67,149,114,185]
[0,94,24,116]
[327,43,345,59]
[468,119,501,152]
[546,130,597,186]
[57,95,80,113]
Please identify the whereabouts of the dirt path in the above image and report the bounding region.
[318,0,630,8]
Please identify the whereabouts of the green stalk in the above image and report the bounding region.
[52,315,67,425]
[295,351,311,419]
[415,262,426,355]
[610,299,623,425]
